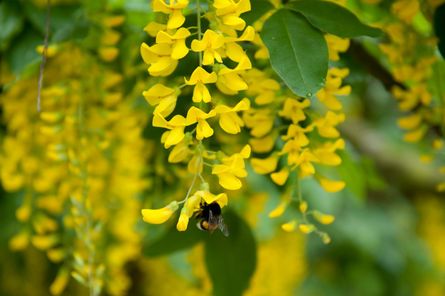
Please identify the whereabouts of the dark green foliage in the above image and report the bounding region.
[204,211,257,296]
[262,9,328,98]
[287,0,382,38]
[434,4,445,58]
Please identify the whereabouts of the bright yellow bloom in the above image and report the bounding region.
[249,133,276,153]
[144,22,166,37]
[281,220,297,232]
[281,124,312,154]
[268,200,288,218]
[143,84,178,117]
[156,28,191,59]
[316,68,351,110]
[244,68,280,105]
[325,34,350,61]
[243,108,275,138]
[251,155,279,174]
[319,177,345,192]
[313,211,335,225]
[186,107,216,140]
[140,43,178,76]
[185,67,218,103]
[214,98,250,134]
[271,168,289,186]
[141,201,179,224]
[177,208,189,231]
[212,145,251,190]
[216,56,251,94]
[168,138,192,163]
[224,26,255,62]
[213,0,251,30]
[202,191,229,207]
[293,149,319,177]
[313,111,345,138]
[279,98,310,123]
[312,139,345,166]
[153,112,187,148]
[298,223,315,234]
[191,30,225,65]
[152,0,189,29]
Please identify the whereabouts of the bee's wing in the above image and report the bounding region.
[208,209,219,230]
[218,216,229,237]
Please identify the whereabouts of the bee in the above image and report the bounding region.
[195,202,229,237]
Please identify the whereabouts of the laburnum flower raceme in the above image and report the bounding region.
[140,0,349,243]
[359,0,445,192]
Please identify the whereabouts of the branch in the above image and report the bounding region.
[341,118,443,196]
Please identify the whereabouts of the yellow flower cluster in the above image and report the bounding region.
[140,0,256,230]
[377,1,445,191]
[416,195,445,294]
[140,0,353,243]
[2,16,148,295]
[242,29,349,240]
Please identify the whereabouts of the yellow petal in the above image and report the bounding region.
[298,223,315,234]
[165,127,185,148]
[187,155,203,174]
[281,220,297,232]
[196,120,214,140]
[397,113,422,130]
[251,156,279,174]
[176,209,189,231]
[299,201,308,213]
[50,268,70,295]
[219,113,243,134]
[319,178,345,193]
[270,168,289,186]
[167,9,186,29]
[218,173,242,190]
[203,192,228,207]
[313,211,335,225]
[143,84,175,105]
[240,144,251,158]
[141,201,178,224]
[268,200,287,218]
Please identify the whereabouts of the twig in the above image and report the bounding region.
[36,0,51,113]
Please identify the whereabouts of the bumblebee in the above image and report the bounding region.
[195,202,229,237]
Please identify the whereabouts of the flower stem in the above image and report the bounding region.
[196,0,203,66]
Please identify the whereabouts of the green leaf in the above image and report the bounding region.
[434,4,445,58]
[23,3,90,42]
[243,0,274,25]
[204,211,257,296]
[6,28,42,75]
[0,2,24,51]
[287,0,382,38]
[143,223,205,257]
[262,9,328,97]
